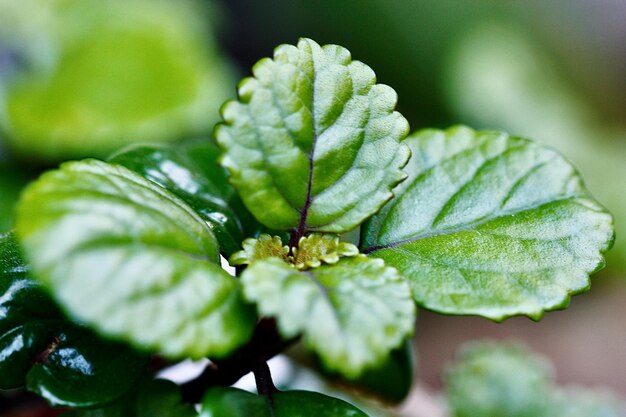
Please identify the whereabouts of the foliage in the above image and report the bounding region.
[0,38,616,415]
[443,341,626,417]
[0,0,234,161]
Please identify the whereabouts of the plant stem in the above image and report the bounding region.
[254,359,276,416]
[180,319,296,403]
[288,230,301,256]
[254,358,276,397]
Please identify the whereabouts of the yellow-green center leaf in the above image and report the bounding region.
[241,256,415,378]
[362,126,614,320]
[15,160,255,359]
[216,38,410,233]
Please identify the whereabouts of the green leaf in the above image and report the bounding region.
[1,0,235,161]
[200,387,369,417]
[316,340,415,404]
[241,256,415,378]
[341,341,414,403]
[25,326,148,408]
[15,159,255,359]
[62,378,198,417]
[362,126,614,320]
[292,234,359,270]
[229,233,359,270]
[216,38,410,232]
[0,232,148,407]
[444,341,554,417]
[549,387,626,417]
[229,234,290,267]
[0,157,29,233]
[109,140,257,256]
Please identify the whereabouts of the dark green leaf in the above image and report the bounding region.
[339,341,414,404]
[109,140,257,255]
[444,341,554,417]
[0,158,29,233]
[0,232,148,407]
[363,126,614,320]
[200,387,368,417]
[15,160,255,359]
[241,256,415,378]
[217,38,410,232]
[309,340,414,404]
[62,378,197,417]
[26,326,148,408]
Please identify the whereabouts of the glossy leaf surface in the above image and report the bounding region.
[25,326,148,408]
[62,379,197,417]
[444,342,553,417]
[217,38,410,232]
[200,387,368,417]
[110,140,256,255]
[0,233,147,407]
[241,256,415,378]
[363,126,614,320]
[15,160,255,359]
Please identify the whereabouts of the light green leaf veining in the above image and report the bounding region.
[217,38,410,233]
[363,126,614,320]
[16,159,255,359]
[241,256,415,378]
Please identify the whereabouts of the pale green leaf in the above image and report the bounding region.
[549,387,626,417]
[363,126,614,320]
[241,256,415,378]
[15,159,255,359]
[1,0,235,161]
[444,341,554,417]
[216,38,410,232]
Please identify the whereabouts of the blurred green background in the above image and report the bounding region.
[0,0,624,414]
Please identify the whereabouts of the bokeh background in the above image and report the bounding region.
[1,1,625,416]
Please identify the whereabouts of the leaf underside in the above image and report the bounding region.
[241,256,415,378]
[15,160,255,359]
[363,126,614,320]
[217,37,410,233]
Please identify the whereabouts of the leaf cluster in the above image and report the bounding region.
[0,38,615,415]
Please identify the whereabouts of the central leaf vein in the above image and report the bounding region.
[364,196,584,254]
